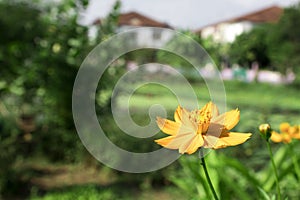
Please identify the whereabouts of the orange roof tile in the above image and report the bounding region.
[195,5,283,33]
[94,11,172,28]
[229,5,283,23]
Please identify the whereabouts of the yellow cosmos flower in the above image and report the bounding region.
[155,102,252,154]
[271,131,292,143]
[271,123,300,143]
[289,125,300,139]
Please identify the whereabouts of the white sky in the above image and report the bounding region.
[83,0,299,29]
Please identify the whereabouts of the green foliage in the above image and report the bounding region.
[170,142,300,200]
[30,185,117,200]
[268,4,300,73]
[229,3,300,72]
[121,81,300,199]
[1,0,300,199]
[0,0,119,195]
[0,0,124,193]
[0,1,45,95]
[0,0,121,163]
[94,0,124,111]
[0,0,92,160]
[201,35,228,68]
[156,30,201,68]
[155,30,226,82]
[170,151,260,200]
[156,30,224,68]
[96,0,121,41]
[229,26,271,68]
[29,184,186,200]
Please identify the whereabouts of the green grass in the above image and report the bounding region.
[29,184,186,200]
[116,80,300,117]
[117,81,299,107]
[223,81,300,112]
[30,185,116,200]
[109,80,300,157]
[26,80,300,200]
[117,81,211,111]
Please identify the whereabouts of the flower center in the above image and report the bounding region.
[189,110,211,135]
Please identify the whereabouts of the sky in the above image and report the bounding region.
[83,0,299,30]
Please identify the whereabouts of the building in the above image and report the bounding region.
[93,11,173,47]
[195,5,283,43]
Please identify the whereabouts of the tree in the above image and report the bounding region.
[229,3,300,73]
[267,3,300,73]
[0,0,93,194]
[229,25,271,68]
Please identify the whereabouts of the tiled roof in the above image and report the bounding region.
[94,11,172,28]
[119,11,171,28]
[195,5,283,32]
[229,5,283,23]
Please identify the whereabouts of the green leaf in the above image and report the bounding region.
[257,187,271,200]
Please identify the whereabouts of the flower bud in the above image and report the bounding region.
[259,123,272,140]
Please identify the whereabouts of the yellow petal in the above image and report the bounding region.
[199,102,212,121]
[199,101,212,114]
[180,108,198,131]
[293,133,300,140]
[202,135,219,148]
[270,131,283,143]
[279,122,290,133]
[185,134,204,154]
[288,126,297,135]
[155,135,176,147]
[212,109,240,130]
[210,102,219,118]
[199,102,219,119]
[282,135,292,143]
[156,117,180,135]
[270,131,292,143]
[178,134,196,154]
[292,125,300,139]
[155,123,197,150]
[210,132,252,149]
[174,106,182,122]
[166,132,195,150]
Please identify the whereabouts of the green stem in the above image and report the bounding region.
[201,156,219,200]
[266,140,281,200]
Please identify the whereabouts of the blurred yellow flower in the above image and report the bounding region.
[271,123,300,143]
[155,102,252,154]
[293,125,300,139]
[271,131,292,143]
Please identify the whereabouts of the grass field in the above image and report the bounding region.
[117,80,300,129]
[104,80,300,199]
[11,80,300,200]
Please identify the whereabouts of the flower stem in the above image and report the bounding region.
[201,156,219,200]
[266,140,281,200]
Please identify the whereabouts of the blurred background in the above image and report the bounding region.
[1,0,300,199]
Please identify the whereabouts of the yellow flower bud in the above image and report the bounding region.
[259,124,271,134]
[259,124,272,140]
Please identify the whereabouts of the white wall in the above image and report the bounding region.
[118,26,174,47]
[201,21,253,43]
